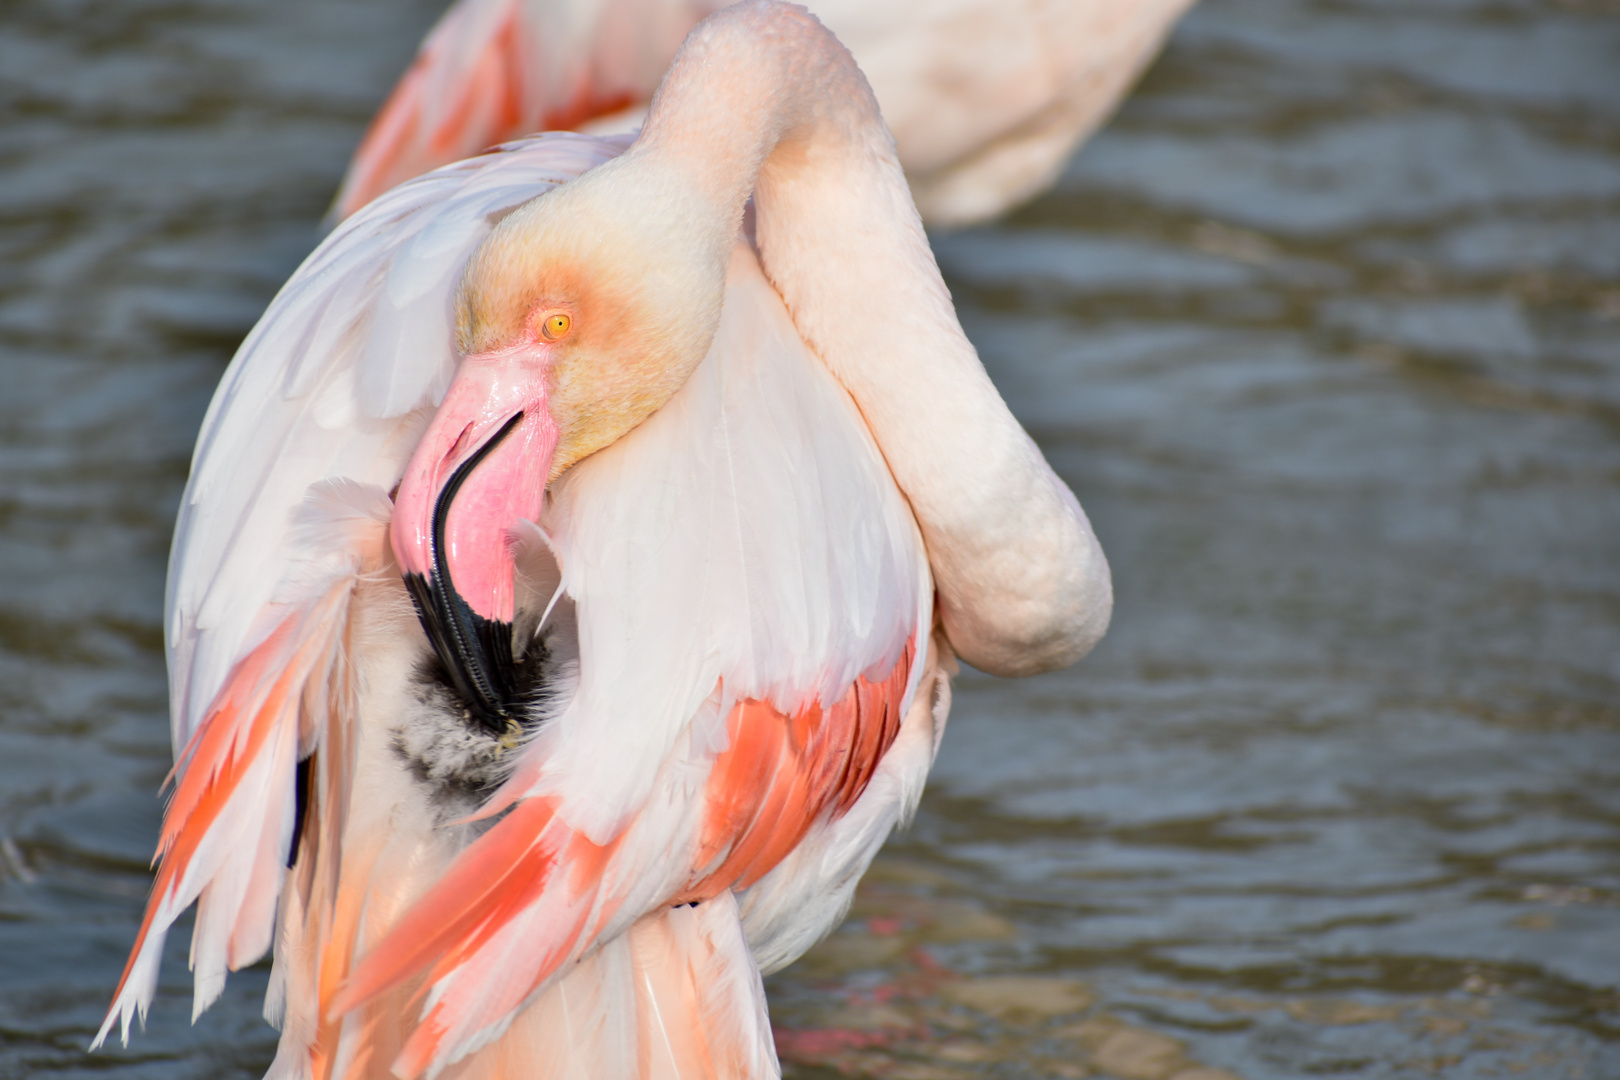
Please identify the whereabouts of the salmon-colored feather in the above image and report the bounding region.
[331,640,914,1072]
[106,616,301,1009]
[335,0,670,219]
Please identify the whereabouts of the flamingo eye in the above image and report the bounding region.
[539,312,572,341]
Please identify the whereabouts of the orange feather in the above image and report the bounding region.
[330,639,915,1064]
[107,617,306,1008]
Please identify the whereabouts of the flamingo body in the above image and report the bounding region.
[333,0,1198,226]
[100,6,1110,1078]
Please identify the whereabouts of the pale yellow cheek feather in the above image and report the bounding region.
[547,349,689,480]
[546,269,714,479]
[455,163,730,484]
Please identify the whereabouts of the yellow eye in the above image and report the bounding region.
[540,312,572,341]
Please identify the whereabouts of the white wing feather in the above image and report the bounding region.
[100,138,632,1046]
[522,244,923,842]
[166,133,631,753]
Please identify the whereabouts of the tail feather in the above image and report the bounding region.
[437,895,776,1080]
[632,895,777,1080]
[679,894,778,1080]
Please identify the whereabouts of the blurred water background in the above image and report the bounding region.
[2,0,1618,1077]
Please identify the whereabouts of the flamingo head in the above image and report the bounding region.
[391,153,733,733]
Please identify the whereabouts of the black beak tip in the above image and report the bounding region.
[404,571,518,737]
[403,411,528,736]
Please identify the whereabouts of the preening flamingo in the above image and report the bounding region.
[98,4,1110,1076]
[333,0,1198,228]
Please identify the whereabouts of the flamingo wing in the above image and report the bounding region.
[169,133,633,756]
[327,245,935,1078]
[99,133,633,1048]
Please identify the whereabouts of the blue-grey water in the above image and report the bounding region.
[2,1,1617,1078]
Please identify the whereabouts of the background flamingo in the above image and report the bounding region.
[95,4,1110,1076]
[331,0,1199,228]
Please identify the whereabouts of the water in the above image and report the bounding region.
[2,0,1617,1077]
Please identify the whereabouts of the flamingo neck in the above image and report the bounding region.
[625,2,1111,677]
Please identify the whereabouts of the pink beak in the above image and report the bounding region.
[391,350,558,731]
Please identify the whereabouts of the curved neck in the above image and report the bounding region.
[634,3,883,224]
[633,3,938,372]
[628,2,1113,675]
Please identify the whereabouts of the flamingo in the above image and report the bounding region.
[332,0,1198,228]
[97,4,1111,1077]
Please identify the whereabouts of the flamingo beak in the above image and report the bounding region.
[391,353,558,733]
